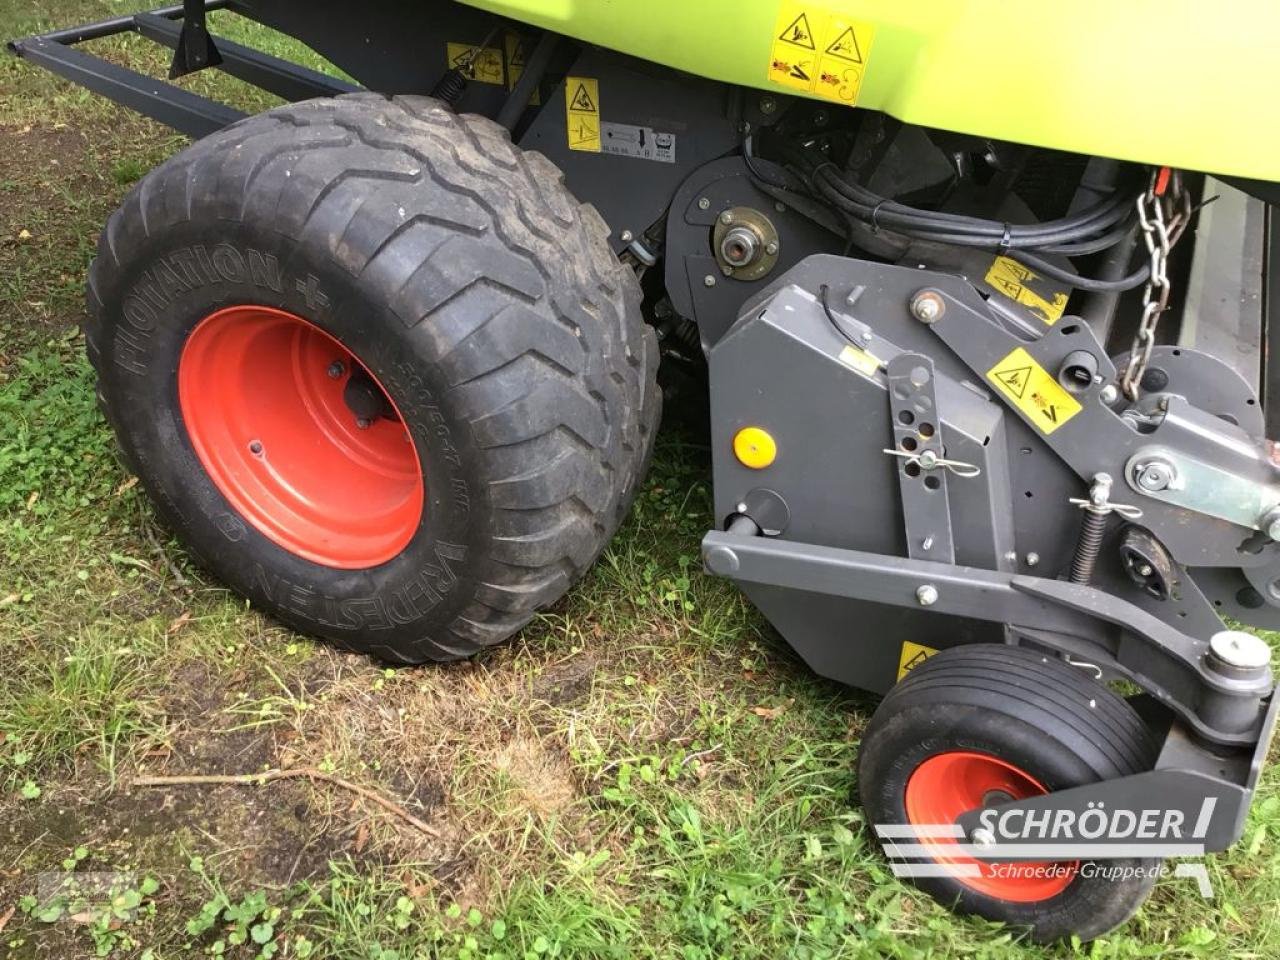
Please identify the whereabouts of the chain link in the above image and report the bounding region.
[1120,170,1192,401]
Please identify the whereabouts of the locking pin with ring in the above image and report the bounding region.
[882,445,982,479]
[1067,473,1143,584]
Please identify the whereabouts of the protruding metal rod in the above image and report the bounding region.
[497,31,558,131]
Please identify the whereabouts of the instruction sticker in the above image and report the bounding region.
[565,77,601,153]
[897,641,939,681]
[445,42,505,86]
[838,344,881,377]
[505,34,541,105]
[987,346,1082,435]
[768,1,876,105]
[985,256,1069,326]
[601,122,676,163]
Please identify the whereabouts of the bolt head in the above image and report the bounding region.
[765,241,779,256]
[759,97,778,114]
[1025,552,1040,567]
[1268,518,1280,541]
[703,275,717,288]
[916,584,939,606]
[698,197,711,211]
[356,417,371,430]
[620,230,634,243]
[1209,630,1272,671]
[1099,384,1118,405]
[719,211,734,225]
[327,361,345,380]
[910,290,945,324]
[1135,461,1174,493]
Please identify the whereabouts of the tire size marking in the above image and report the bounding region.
[250,541,467,630]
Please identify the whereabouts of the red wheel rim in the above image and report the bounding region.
[904,751,1077,902]
[178,305,424,569]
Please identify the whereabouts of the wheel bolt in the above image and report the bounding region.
[327,360,345,380]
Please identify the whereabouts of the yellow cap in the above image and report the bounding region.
[733,427,777,469]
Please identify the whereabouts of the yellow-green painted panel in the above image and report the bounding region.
[464,0,1280,181]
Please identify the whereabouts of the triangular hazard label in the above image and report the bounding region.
[779,13,816,50]
[825,26,863,63]
[569,83,596,113]
[995,365,1032,399]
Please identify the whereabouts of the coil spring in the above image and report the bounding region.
[1069,509,1108,584]
[431,69,468,109]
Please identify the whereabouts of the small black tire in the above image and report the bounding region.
[857,644,1161,943]
[85,94,659,663]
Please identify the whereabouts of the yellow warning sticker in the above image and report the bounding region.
[505,34,541,105]
[985,256,1069,326]
[565,76,601,153]
[838,344,882,377]
[897,641,939,681]
[987,346,1082,435]
[445,42,505,86]
[768,1,875,105]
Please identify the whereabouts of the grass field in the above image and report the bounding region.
[2,3,1279,958]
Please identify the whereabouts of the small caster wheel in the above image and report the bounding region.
[857,644,1161,942]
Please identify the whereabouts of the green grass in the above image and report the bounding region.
[1,3,1279,959]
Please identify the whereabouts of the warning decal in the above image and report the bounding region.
[838,344,881,377]
[779,13,816,49]
[897,641,939,681]
[565,77,601,153]
[505,34,541,105]
[825,27,863,63]
[768,1,875,105]
[985,256,1069,326]
[445,42,505,86]
[987,346,1082,435]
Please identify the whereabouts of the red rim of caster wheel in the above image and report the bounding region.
[178,305,424,569]
[904,750,1078,902]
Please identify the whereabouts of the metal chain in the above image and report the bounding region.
[1121,169,1192,401]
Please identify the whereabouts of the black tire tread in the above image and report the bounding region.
[86,94,660,662]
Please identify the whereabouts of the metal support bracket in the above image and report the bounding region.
[886,353,955,563]
[169,0,222,79]
[702,528,1273,746]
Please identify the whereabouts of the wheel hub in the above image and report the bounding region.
[904,751,1078,902]
[178,305,424,569]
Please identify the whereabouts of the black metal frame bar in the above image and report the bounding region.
[7,0,358,139]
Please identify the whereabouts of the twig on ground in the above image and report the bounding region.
[131,767,441,838]
[141,521,190,588]
[681,743,724,768]
[0,906,15,934]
